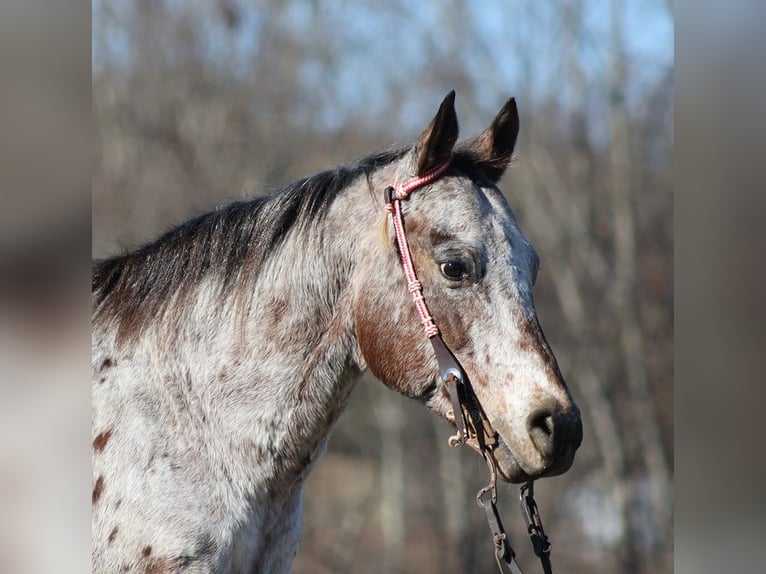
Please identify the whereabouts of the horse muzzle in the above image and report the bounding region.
[491,403,583,483]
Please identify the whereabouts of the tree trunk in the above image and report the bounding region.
[375,393,405,574]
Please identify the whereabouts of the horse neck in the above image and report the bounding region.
[140,173,382,498]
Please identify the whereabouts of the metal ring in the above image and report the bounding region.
[442,367,462,383]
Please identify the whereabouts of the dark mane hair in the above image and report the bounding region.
[93,147,408,340]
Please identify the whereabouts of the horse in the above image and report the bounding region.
[92,91,582,573]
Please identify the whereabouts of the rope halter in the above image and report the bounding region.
[383,157,452,339]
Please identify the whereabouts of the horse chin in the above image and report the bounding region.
[491,434,533,484]
[462,432,531,483]
[491,433,577,483]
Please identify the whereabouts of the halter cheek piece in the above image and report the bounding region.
[383,157,554,574]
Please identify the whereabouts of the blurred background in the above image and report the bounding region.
[92,1,673,573]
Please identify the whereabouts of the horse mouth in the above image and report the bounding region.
[458,430,529,483]
[462,431,575,484]
[492,434,534,483]
[444,412,534,482]
[496,431,578,483]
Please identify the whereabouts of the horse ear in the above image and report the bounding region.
[414,90,459,175]
[457,97,520,182]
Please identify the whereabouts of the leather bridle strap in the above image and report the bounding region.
[520,482,554,574]
[383,158,554,574]
[429,334,471,443]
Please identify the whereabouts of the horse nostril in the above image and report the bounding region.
[531,412,554,438]
[527,409,556,458]
[527,405,584,463]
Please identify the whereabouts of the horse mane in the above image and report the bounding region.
[92,147,408,341]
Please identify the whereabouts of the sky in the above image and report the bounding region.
[93,0,673,135]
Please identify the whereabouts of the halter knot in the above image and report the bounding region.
[423,323,439,338]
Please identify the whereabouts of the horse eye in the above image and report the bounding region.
[440,260,467,280]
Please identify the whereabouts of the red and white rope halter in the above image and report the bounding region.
[384,157,452,339]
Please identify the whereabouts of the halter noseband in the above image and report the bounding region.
[383,157,554,574]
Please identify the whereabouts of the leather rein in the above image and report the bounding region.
[383,157,555,574]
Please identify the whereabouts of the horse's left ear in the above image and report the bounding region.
[414,90,459,175]
[457,97,520,182]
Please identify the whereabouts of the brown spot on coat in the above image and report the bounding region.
[355,289,431,398]
[144,557,181,574]
[108,526,118,544]
[518,317,565,380]
[93,429,113,453]
[142,546,152,557]
[269,298,288,324]
[92,476,104,505]
[100,358,114,370]
[262,297,289,340]
[429,227,456,246]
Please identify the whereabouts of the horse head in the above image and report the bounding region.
[354,92,583,483]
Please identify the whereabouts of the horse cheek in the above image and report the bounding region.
[354,297,431,398]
